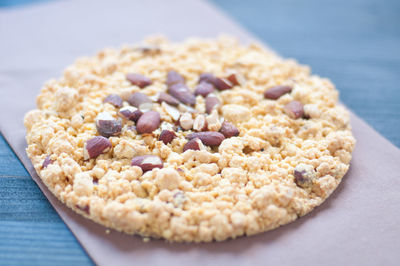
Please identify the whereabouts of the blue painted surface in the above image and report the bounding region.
[212,0,400,148]
[0,0,399,265]
[0,136,93,266]
[0,0,50,8]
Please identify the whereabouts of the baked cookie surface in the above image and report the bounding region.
[24,36,355,242]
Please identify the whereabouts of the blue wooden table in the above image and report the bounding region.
[0,0,399,265]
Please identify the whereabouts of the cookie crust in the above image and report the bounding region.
[24,36,355,242]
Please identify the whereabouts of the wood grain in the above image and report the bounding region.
[0,136,92,265]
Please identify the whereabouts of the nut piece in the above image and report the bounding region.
[127,92,152,108]
[157,92,180,106]
[219,121,239,138]
[42,155,53,169]
[159,130,177,144]
[138,102,153,113]
[206,109,221,131]
[168,83,196,106]
[186,131,225,146]
[264,85,292,100]
[183,138,202,152]
[213,77,233,90]
[198,73,217,84]
[84,136,112,160]
[178,103,197,114]
[179,112,194,130]
[226,73,244,86]
[205,93,221,114]
[126,73,152,88]
[118,106,143,122]
[76,204,90,215]
[198,73,238,90]
[131,155,163,172]
[172,191,187,208]
[136,110,161,134]
[95,112,122,137]
[294,163,316,188]
[193,114,208,131]
[103,94,123,108]
[135,45,161,55]
[162,102,181,121]
[284,101,304,119]
[194,82,215,97]
[166,70,185,86]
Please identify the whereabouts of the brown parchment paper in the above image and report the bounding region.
[0,0,399,265]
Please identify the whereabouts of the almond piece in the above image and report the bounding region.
[126,73,152,88]
[172,191,186,207]
[294,163,316,188]
[42,155,53,169]
[76,204,90,215]
[127,92,152,108]
[205,94,221,114]
[219,121,239,138]
[138,102,153,113]
[135,45,161,55]
[179,112,194,130]
[193,114,208,131]
[206,109,221,131]
[284,101,304,119]
[103,94,123,108]
[186,131,225,146]
[183,138,203,152]
[136,110,161,134]
[178,103,197,114]
[194,82,215,97]
[168,83,196,106]
[159,130,177,144]
[157,92,180,106]
[118,106,143,122]
[166,70,185,86]
[264,85,292,100]
[198,73,217,84]
[84,136,112,159]
[95,112,122,137]
[131,155,163,172]
[199,73,238,90]
[213,77,233,90]
[162,102,181,121]
[226,73,244,86]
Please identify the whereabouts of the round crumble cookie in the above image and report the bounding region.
[24,36,355,242]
